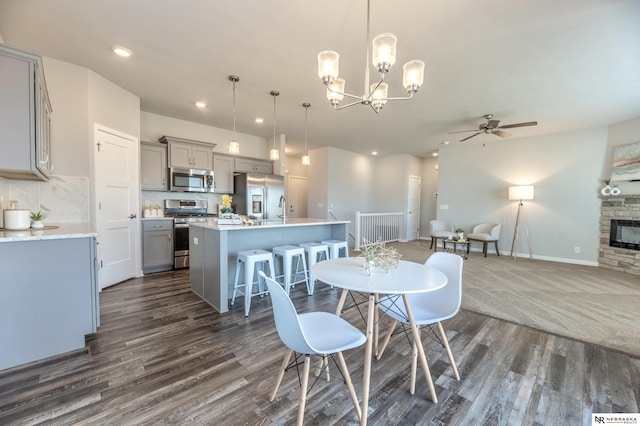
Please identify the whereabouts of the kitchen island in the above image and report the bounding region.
[189,218,349,313]
[0,223,99,370]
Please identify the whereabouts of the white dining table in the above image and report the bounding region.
[311,257,447,426]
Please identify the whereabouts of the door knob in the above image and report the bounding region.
[129,214,137,219]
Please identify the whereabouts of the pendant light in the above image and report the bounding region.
[301,103,310,165]
[269,90,280,161]
[228,75,240,154]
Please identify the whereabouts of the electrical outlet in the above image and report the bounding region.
[574,246,581,253]
[440,204,449,210]
[193,237,199,245]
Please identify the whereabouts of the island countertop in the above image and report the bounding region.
[191,217,349,231]
[0,222,97,243]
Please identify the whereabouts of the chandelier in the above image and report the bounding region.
[317,0,425,113]
[228,75,240,154]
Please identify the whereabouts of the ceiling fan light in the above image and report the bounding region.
[317,51,340,83]
[372,33,397,72]
[403,60,425,93]
[302,154,310,165]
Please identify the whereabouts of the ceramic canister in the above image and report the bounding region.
[3,209,31,230]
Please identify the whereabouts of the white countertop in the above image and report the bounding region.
[0,222,97,243]
[191,217,349,231]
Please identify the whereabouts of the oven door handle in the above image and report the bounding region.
[174,223,189,229]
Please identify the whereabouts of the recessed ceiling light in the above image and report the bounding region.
[195,101,207,108]
[442,140,450,145]
[255,118,264,124]
[432,152,438,157]
[112,45,132,57]
[371,151,378,156]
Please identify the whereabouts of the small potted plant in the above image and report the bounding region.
[30,210,45,229]
[455,228,465,240]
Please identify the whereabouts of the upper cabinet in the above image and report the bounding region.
[0,45,52,181]
[140,141,167,191]
[234,158,273,174]
[160,136,215,170]
[212,154,234,193]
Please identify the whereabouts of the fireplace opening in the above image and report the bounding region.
[610,219,640,250]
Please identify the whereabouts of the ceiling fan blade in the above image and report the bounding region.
[493,129,511,138]
[500,121,538,129]
[447,129,478,134]
[459,132,482,142]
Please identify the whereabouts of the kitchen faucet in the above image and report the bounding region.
[278,195,286,222]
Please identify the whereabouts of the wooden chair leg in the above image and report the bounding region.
[336,351,362,421]
[377,319,398,360]
[483,242,488,257]
[436,322,460,380]
[494,241,500,256]
[297,355,311,426]
[410,341,418,395]
[270,349,293,401]
[430,237,435,249]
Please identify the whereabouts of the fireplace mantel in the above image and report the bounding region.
[599,194,640,275]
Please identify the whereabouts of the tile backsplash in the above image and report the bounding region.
[0,176,90,226]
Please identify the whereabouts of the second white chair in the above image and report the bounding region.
[377,252,463,395]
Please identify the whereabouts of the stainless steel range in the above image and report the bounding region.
[164,199,213,269]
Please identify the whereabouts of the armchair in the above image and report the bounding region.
[467,223,501,257]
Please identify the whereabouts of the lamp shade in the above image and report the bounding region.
[509,185,534,201]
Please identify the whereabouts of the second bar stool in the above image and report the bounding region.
[299,242,330,295]
[232,249,276,316]
[273,245,310,295]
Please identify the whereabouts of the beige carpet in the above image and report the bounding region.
[386,240,640,357]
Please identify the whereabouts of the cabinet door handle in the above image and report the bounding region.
[168,233,172,242]
[129,214,137,219]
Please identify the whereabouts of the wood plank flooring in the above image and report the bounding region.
[1,269,638,425]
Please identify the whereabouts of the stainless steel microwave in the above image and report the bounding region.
[169,167,214,192]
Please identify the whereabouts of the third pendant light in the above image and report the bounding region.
[269,90,280,161]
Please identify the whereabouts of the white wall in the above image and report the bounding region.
[437,126,608,264]
[307,147,329,219]
[420,156,439,238]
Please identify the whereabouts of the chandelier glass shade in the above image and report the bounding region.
[228,75,240,154]
[317,0,425,112]
[302,103,310,165]
[269,90,280,161]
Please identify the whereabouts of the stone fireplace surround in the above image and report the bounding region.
[599,194,640,275]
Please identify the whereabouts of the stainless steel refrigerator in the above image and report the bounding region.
[233,173,285,220]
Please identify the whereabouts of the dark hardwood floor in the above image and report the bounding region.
[1,269,638,425]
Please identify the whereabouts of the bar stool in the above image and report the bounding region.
[273,245,310,295]
[232,249,276,317]
[321,239,349,259]
[299,242,330,295]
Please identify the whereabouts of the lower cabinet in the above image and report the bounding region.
[142,219,174,274]
[0,236,99,370]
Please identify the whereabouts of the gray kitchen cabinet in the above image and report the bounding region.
[213,154,234,193]
[0,44,52,181]
[234,158,273,174]
[160,136,214,170]
[142,219,174,274]
[0,236,99,370]
[140,141,168,191]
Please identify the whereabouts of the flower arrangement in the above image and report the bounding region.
[359,239,402,274]
[221,194,233,213]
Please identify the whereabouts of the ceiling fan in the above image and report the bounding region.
[449,114,538,142]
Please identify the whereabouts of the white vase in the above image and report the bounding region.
[31,221,44,229]
[611,187,621,196]
[600,185,612,196]
[364,259,376,276]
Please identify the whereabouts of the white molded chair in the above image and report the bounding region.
[467,223,501,257]
[259,271,365,426]
[429,220,456,251]
[377,252,463,395]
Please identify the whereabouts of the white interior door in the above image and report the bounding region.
[407,175,421,241]
[94,124,139,289]
[287,175,308,219]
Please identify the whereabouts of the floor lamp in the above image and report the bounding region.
[509,185,534,259]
